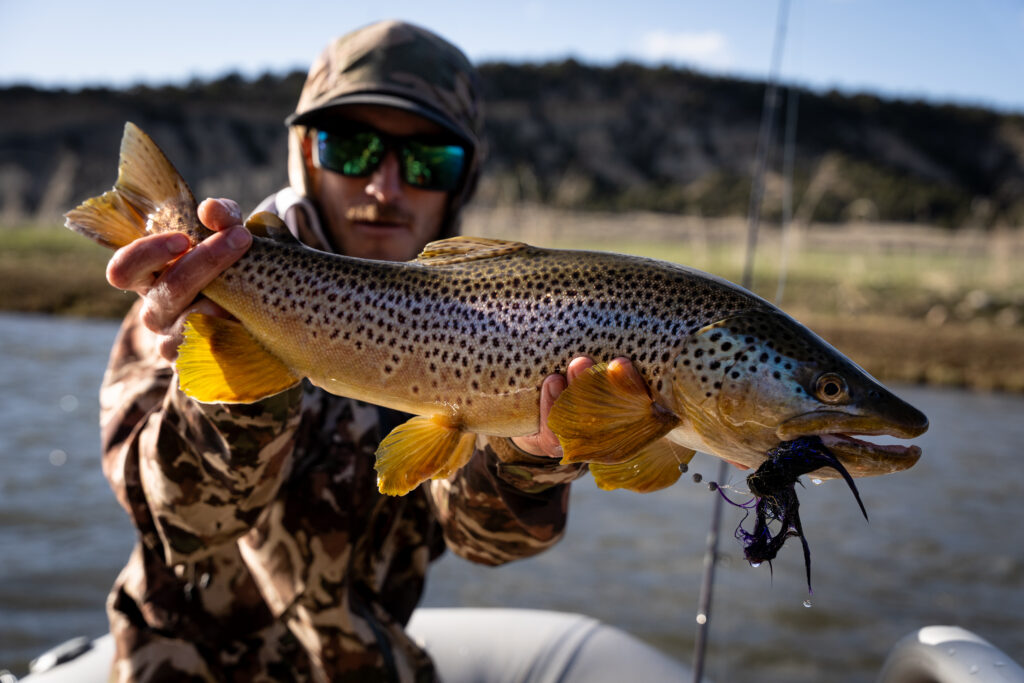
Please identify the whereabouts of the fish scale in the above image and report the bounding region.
[209,237,768,438]
[65,122,928,496]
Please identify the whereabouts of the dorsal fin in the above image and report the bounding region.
[245,211,299,243]
[413,236,527,266]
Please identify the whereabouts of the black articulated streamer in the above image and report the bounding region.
[729,436,868,593]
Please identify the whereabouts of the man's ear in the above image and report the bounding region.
[301,131,317,177]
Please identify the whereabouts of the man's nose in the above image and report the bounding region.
[365,151,403,203]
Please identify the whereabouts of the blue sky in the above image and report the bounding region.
[2,0,1023,113]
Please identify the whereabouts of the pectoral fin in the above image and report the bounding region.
[375,415,477,496]
[590,441,695,493]
[548,360,681,465]
[244,211,299,242]
[176,313,300,403]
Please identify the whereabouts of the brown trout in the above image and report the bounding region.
[65,123,927,496]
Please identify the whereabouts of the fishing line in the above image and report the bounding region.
[774,85,800,306]
[690,1,795,680]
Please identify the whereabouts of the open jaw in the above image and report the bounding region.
[776,412,926,479]
[812,433,922,478]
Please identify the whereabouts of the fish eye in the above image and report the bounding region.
[814,373,849,403]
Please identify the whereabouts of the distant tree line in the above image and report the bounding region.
[1,60,1021,228]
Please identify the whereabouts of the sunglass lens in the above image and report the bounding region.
[317,131,383,177]
[402,142,466,191]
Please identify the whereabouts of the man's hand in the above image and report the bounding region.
[105,198,252,361]
[511,356,639,459]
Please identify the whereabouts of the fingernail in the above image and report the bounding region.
[166,233,190,254]
[226,226,251,249]
[224,201,242,221]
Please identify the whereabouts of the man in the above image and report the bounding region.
[100,20,685,682]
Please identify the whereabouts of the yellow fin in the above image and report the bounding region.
[63,188,147,249]
[245,211,297,242]
[64,122,204,249]
[413,236,527,265]
[548,360,681,465]
[590,441,695,493]
[176,313,299,404]
[375,415,477,496]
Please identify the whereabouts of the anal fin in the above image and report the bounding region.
[375,415,477,496]
[590,441,695,493]
[548,360,681,465]
[177,313,300,403]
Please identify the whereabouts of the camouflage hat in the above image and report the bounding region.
[287,20,483,148]
[286,20,486,232]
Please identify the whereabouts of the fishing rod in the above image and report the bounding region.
[690,0,795,679]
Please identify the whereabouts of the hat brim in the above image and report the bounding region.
[286,93,473,146]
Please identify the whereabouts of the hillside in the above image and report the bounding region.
[1,61,1023,228]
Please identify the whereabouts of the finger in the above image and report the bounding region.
[197,197,243,231]
[565,355,595,383]
[509,355,598,458]
[534,373,568,456]
[606,357,637,386]
[509,373,566,457]
[106,233,191,292]
[140,226,251,333]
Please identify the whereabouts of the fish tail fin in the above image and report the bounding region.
[176,313,300,403]
[375,416,477,496]
[64,122,205,249]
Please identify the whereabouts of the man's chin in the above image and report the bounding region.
[347,222,418,261]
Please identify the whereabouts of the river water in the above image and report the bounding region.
[1,312,1021,681]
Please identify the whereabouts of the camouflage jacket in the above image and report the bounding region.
[100,258,586,680]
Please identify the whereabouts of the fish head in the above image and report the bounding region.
[672,311,927,478]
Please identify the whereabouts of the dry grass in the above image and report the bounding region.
[0,225,135,317]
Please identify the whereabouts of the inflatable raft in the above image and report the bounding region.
[13,613,1024,682]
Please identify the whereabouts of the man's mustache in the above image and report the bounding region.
[345,203,413,225]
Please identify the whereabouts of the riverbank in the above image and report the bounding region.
[3,210,1022,392]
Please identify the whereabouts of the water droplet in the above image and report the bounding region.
[947,648,957,656]
[969,664,979,675]
[811,478,823,486]
[49,449,67,467]
[750,562,762,568]
[59,394,79,413]
[695,613,707,625]
[802,599,813,608]
[995,662,1006,668]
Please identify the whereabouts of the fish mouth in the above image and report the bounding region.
[814,433,922,478]
[776,411,926,479]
